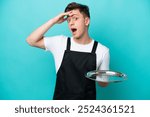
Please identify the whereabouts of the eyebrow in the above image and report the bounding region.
[68,14,79,18]
[66,14,79,21]
[72,14,79,16]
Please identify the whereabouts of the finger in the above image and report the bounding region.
[64,11,72,16]
[68,12,75,17]
[59,17,67,23]
[62,11,73,20]
[63,17,68,21]
[58,13,68,20]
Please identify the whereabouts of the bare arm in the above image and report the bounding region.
[26,12,71,49]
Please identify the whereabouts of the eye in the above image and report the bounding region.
[73,17,78,21]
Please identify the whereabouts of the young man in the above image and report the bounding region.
[26,2,110,100]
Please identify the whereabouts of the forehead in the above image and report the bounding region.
[70,9,82,17]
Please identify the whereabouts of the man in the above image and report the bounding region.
[26,2,110,100]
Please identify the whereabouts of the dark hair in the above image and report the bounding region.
[64,2,90,18]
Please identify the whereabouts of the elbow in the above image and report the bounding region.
[26,37,35,46]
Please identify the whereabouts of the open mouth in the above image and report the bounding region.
[71,28,77,33]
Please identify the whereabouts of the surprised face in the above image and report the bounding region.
[67,9,90,39]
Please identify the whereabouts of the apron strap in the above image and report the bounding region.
[66,37,98,53]
[66,37,71,50]
[91,41,98,53]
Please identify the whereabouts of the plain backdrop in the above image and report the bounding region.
[0,0,150,99]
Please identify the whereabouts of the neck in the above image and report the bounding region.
[73,32,92,45]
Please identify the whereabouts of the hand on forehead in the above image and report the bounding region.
[66,10,80,18]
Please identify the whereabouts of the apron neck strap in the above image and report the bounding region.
[91,41,98,53]
[66,37,71,50]
[66,37,98,53]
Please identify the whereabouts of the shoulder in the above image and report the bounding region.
[44,35,69,46]
[44,35,68,52]
[44,35,68,42]
[96,41,109,53]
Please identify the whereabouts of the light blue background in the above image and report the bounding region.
[0,0,150,100]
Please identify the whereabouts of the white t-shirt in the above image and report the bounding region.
[44,35,110,76]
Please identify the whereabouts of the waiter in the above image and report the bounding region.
[26,2,110,100]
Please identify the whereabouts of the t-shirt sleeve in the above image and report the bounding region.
[44,35,66,54]
[99,49,110,70]
[96,49,110,82]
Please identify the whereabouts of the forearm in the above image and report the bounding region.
[26,11,70,47]
[26,18,56,45]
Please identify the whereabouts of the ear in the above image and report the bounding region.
[84,17,90,26]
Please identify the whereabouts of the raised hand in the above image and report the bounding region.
[53,11,71,24]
